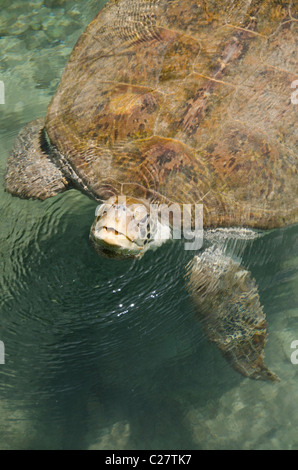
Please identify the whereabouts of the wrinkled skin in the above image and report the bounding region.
[90,196,151,258]
[90,196,172,258]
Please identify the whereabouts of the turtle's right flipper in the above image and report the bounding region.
[5,118,69,201]
[188,247,279,382]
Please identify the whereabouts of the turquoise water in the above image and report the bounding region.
[0,0,298,450]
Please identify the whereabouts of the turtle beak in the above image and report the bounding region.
[90,203,143,258]
[93,226,138,251]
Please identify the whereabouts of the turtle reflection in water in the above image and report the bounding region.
[5,0,298,381]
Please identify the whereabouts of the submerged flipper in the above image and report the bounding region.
[5,118,69,200]
[188,247,279,382]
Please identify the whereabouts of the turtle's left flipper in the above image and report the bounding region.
[5,118,69,201]
[188,247,279,382]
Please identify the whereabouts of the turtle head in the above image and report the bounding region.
[90,196,154,259]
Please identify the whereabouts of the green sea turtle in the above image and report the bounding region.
[5,0,298,381]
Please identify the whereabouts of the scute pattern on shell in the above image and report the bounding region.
[45,0,298,228]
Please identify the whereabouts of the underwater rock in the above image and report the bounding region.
[0,399,35,450]
[88,421,131,450]
[186,306,298,450]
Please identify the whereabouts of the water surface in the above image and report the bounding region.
[0,0,298,450]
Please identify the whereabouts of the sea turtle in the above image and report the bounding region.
[5,0,297,381]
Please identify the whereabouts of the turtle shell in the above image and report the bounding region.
[45,0,298,228]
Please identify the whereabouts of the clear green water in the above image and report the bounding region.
[0,0,297,450]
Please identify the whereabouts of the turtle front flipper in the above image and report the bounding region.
[5,118,69,200]
[188,247,279,382]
